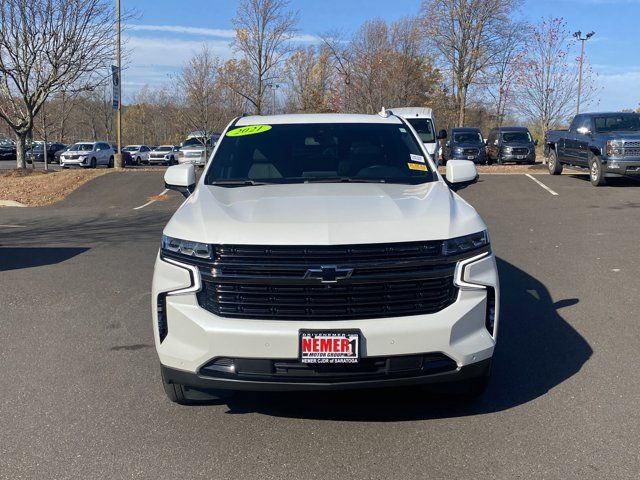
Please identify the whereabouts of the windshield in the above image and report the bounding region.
[183,137,211,148]
[205,123,434,186]
[453,132,483,144]
[594,115,640,133]
[405,118,435,143]
[156,146,172,151]
[502,132,532,143]
[123,146,139,151]
[69,143,94,151]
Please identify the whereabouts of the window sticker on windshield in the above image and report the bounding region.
[410,154,425,163]
[407,162,427,171]
[226,125,272,137]
[399,128,407,133]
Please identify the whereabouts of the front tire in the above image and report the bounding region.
[548,149,562,175]
[589,154,606,186]
[108,156,114,168]
[90,157,97,169]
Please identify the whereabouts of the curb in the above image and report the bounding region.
[0,199,27,207]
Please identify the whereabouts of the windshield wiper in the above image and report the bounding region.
[303,177,386,183]
[210,179,274,186]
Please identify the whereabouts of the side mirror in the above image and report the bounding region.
[446,141,450,148]
[165,164,196,198]
[445,160,478,189]
[534,139,539,146]
[484,139,488,145]
[436,129,448,140]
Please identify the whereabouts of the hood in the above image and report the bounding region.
[452,142,484,149]
[164,182,486,245]
[604,132,640,140]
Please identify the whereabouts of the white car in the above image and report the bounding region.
[148,145,180,165]
[122,145,152,165]
[153,113,498,404]
[178,135,220,167]
[60,142,114,168]
[392,107,447,164]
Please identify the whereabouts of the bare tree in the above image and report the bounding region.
[174,46,222,148]
[230,0,298,114]
[322,17,440,114]
[421,0,520,126]
[482,22,526,127]
[0,0,117,168]
[284,45,333,112]
[514,18,598,140]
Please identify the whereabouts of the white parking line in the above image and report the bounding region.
[525,174,559,196]
[0,224,24,228]
[133,189,169,210]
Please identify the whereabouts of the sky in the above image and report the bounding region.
[123,0,640,111]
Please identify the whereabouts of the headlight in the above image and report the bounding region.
[504,146,512,153]
[161,235,212,259]
[606,140,622,147]
[454,147,464,154]
[443,231,489,256]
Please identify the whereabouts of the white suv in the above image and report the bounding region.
[122,145,151,165]
[153,114,499,404]
[60,142,114,168]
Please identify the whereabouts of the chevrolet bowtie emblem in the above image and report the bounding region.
[304,265,354,283]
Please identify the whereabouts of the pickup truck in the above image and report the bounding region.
[545,112,640,186]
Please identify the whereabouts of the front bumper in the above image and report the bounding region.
[149,157,170,164]
[161,357,492,392]
[60,158,90,167]
[179,158,206,166]
[604,158,640,175]
[152,251,499,390]
[500,152,536,163]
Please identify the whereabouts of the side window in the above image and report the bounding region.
[570,116,584,132]
[94,144,100,151]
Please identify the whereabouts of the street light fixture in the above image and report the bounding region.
[573,30,595,115]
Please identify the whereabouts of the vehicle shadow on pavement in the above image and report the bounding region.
[569,175,640,187]
[222,258,593,421]
[0,247,89,272]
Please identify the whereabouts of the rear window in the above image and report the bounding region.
[205,123,434,185]
[405,118,435,143]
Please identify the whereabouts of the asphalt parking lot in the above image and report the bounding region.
[1,172,639,479]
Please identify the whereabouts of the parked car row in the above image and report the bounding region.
[444,126,537,165]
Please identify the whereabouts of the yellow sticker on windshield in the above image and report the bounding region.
[408,162,427,171]
[226,125,272,137]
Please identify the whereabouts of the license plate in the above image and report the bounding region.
[467,155,475,160]
[516,155,524,159]
[300,331,360,364]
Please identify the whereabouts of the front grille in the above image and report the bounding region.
[186,151,203,157]
[199,353,457,382]
[187,242,462,321]
[623,141,640,148]
[510,147,529,155]
[623,147,640,157]
[462,148,480,156]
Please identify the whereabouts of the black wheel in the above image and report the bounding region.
[161,370,231,405]
[589,153,606,186]
[91,157,97,169]
[108,156,114,168]
[547,149,562,175]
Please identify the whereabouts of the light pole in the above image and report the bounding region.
[573,30,595,115]
[114,0,123,169]
[266,83,280,115]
